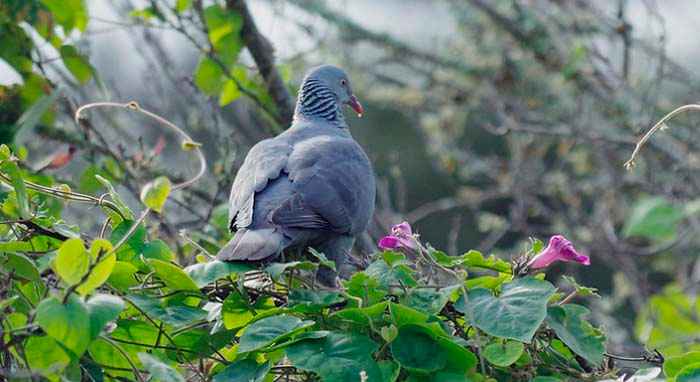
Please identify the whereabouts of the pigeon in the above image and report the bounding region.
[217,65,376,286]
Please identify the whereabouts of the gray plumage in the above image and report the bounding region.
[217,65,376,286]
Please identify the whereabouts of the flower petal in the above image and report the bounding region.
[378,236,400,250]
[392,221,412,236]
[528,235,589,269]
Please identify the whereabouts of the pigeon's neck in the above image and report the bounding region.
[294,78,346,127]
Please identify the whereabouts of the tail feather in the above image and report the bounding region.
[216,228,286,262]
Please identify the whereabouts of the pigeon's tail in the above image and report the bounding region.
[216,228,286,262]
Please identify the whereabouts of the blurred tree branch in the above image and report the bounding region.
[226,0,295,126]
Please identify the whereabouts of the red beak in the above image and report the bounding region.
[348,95,364,117]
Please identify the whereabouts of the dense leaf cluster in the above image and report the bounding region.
[0,143,646,381]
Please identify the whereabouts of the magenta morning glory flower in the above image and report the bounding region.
[527,235,590,269]
[378,221,418,251]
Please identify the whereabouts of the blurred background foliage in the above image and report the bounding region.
[3,0,700,365]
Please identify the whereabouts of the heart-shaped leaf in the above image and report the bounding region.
[546,304,605,366]
[286,332,381,381]
[185,260,252,287]
[77,239,116,295]
[466,277,556,342]
[140,176,171,213]
[213,358,270,382]
[87,294,125,341]
[35,295,90,358]
[54,238,89,285]
[147,259,199,291]
[1,252,40,281]
[238,314,314,353]
[666,352,700,379]
[24,335,70,377]
[138,353,185,382]
[483,341,524,367]
[391,324,446,372]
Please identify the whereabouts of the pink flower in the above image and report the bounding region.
[527,235,590,269]
[378,222,417,251]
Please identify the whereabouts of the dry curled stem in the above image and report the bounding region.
[73,101,208,254]
[624,104,700,170]
[74,101,206,190]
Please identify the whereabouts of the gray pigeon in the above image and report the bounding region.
[217,65,376,286]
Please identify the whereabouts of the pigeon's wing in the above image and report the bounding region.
[269,193,335,230]
[273,135,375,234]
[229,138,293,230]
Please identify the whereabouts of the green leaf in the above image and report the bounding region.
[0,157,29,218]
[128,294,207,329]
[138,353,185,382]
[464,274,510,290]
[666,352,700,378]
[331,301,388,327]
[460,250,511,273]
[194,57,225,96]
[0,240,33,252]
[147,259,200,291]
[203,4,243,64]
[95,174,134,220]
[107,261,139,290]
[561,275,600,298]
[25,335,70,377]
[343,272,386,306]
[110,220,146,262]
[222,292,255,330]
[308,247,337,271]
[388,303,446,337]
[35,295,90,358]
[381,325,399,342]
[483,341,524,367]
[60,45,93,84]
[546,304,605,366]
[0,252,40,281]
[185,260,252,288]
[175,0,192,12]
[264,261,317,281]
[87,294,124,341]
[379,360,400,382]
[238,314,314,353]
[41,0,88,32]
[678,364,700,382]
[391,324,446,372]
[623,196,683,241]
[366,258,417,288]
[77,239,116,295]
[142,239,175,262]
[286,332,382,381]
[219,79,241,106]
[466,277,556,342]
[14,90,60,137]
[288,289,344,313]
[140,176,171,213]
[169,328,236,360]
[213,359,270,382]
[437,336,477,372]
[54,238,89,285]
[401,285,459,314]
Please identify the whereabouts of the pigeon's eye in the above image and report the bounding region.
[340,79,347,86]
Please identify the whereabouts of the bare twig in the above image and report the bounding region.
[624,104,700,170]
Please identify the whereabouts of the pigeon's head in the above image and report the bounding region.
[295,65,363,123]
